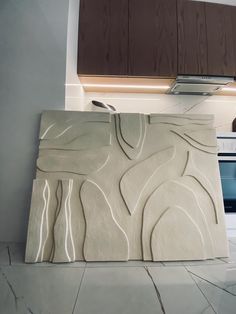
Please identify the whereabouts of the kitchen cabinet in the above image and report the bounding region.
[77,0,128,75]
[206,3,236,76]
[177,0,207,75]
[77,0,236,79]
[128,0,177,77]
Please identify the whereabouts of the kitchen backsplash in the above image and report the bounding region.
[65,86,236,132]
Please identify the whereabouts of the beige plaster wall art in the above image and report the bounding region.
[25,111,229,263]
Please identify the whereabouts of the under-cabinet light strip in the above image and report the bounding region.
[65,83,170,90]
[222,87,236,92]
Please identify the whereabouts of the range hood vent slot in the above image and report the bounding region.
[168,75,234,96]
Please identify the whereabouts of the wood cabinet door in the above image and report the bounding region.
[206,3,236,76]
[129,0,177,77]
[77,0,128,76]
[177,0,207,75]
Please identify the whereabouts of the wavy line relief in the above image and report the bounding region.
[171,130,217,154]
[151,114,213,121]
[120,146,176,216]
[149,114,213,126]
[39,111,111,139]
[183,151,218,224]
[40,126,112,151]
[34,180,50,262]
[80,180,129,261]
[184,129,217,147]
[49,180,62,262]
[151,206,206,261]
[53,179,76,262]
[142,179,214,261]
[115,113,146,160]
[24,180,51,263]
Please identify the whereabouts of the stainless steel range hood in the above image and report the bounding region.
[167,75,234,96]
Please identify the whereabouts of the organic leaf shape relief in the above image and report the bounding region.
[142,179,214,261]
[25,180,51,263]
[183,151,218,224]
[115,113,146,160]
[80,180,129,261]
[151,206,206,261]
[52,180,76,262]
[37,148,110,175]
[119,113,142,148]
[171,130,217,154]
[120,146,175,215]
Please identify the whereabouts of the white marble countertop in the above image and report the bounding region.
[0,239,236,314]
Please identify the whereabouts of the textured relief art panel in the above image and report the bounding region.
[25,111,229,262]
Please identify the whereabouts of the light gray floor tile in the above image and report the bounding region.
[191,273,236,314]
[86,260,163,268]
[147,266,215,314]
[186,263,236,295]
[8,242,25,265]
[74,267,163,314]
[163,259,224,267]
[183,259,225,266]
[0,265,84,314]
[162,260,185,266]
[0,243,10,265]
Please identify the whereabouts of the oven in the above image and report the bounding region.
[217,133,236,213]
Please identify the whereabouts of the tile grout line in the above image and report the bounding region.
[72,264,86,314]
[184,266,217,314]
[0,267,19,309]
[0,266,35,313]
[187,269,236,297]
[7,245,12,266]
[144,266,166,314]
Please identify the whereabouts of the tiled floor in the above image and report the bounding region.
[0,240,236,314]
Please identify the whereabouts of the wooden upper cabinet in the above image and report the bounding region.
[77,0,128,76]
[77,0,236,78]
[205,3,236,76]
[129,0,177,77]
[177,0,207,75]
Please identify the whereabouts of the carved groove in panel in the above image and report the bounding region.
[80,180,129,261]
[183,151,218,224]
[171,130,217,154]
[115,113,146,160]
[184,129,217,147]
[142,179,214,261]
[149,114,213,125]
[120,146,176,215]
[151,206,206,261]
[52,180,76,262]
[119,113,142,148]
[49,181,62,262]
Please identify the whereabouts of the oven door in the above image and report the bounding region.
[219,161,236,213]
